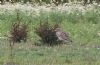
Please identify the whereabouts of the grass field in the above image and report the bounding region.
[0,3,100,65]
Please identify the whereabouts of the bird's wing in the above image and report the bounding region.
[60,32,69,40]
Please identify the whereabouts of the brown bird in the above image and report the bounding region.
[54,28,72,43]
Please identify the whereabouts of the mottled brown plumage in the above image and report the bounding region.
[55,28,72,43]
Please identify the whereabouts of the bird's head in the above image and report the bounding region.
[54,28,61,32]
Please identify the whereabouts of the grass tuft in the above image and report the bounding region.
[34,22,60,45]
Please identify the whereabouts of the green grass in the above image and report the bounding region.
[0,40,100,65]
[0,8,100,65]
